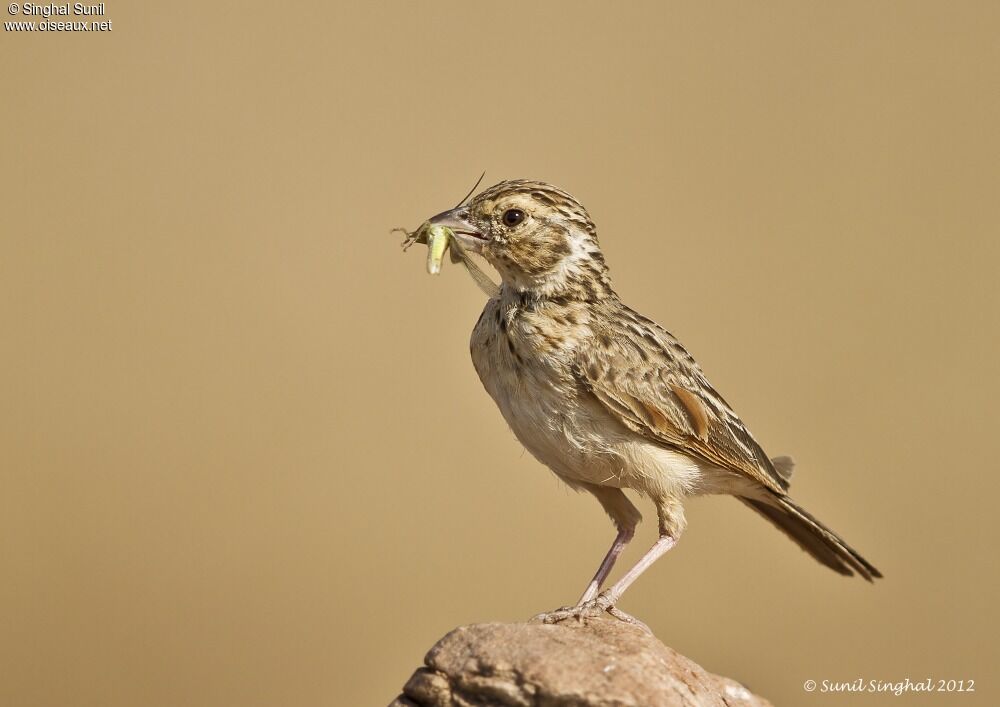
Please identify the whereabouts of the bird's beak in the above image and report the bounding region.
[428,208,488,252]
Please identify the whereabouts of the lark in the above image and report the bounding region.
[415,180,880,624]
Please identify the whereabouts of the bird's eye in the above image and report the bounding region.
[502,209,525,227]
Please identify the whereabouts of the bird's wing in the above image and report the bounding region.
[575,308,789,495]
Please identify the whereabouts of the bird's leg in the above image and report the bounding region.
[592,533,677,610]
[531,524,635,625]
[589,502,684,616]
[532,534,662,630]
[573,485,641,605]
[533,500,682,629]
[576,526,634,605]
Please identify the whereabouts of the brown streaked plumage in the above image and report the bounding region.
[418,179,880,624]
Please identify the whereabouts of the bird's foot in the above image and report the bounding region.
[530,592,651,633]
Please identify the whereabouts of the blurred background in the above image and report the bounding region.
[3,2,998,705]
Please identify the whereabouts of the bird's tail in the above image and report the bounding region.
[740,491,882,582]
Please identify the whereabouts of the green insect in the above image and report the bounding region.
[424,223,452,275]
[393,220,499,298]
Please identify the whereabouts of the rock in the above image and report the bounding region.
[390,619,771,707]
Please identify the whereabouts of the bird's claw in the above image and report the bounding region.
[606,606,652,633]
[530,592,651,633]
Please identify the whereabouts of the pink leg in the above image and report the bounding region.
[577,527,634,605]
[599,534,676,606]
[533,533,676,629]
[533,499,680,628]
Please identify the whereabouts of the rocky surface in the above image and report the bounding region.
[389,619,771,707]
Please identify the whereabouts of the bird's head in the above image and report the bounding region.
[428,180,614,300]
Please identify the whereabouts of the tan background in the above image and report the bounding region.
[3,2,998,705]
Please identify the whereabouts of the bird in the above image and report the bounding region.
[416,179,881,624]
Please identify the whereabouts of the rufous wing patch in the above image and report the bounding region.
[671,385,710,440]
[638,399,682,441]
